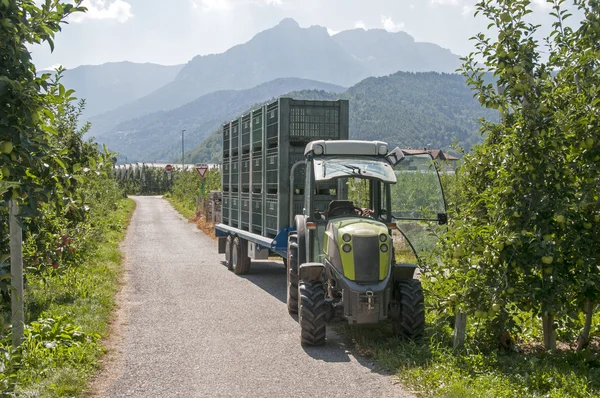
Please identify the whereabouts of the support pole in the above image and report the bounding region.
[9,200,24,347]
[453,312,467,348]
[543,315,556,350]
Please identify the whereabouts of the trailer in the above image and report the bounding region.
[216,97,349,271]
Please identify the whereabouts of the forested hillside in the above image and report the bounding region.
[347,72,496,149]
[98,78,345,163]
[185,72,498,163]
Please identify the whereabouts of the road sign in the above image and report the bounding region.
[165,164,173,172]
[195,164,208,178]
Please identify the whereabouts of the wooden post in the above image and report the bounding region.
[453,312,467,348]
[543,315,556,350]
[9,200,24,347]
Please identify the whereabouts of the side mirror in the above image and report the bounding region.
[385,147,404,166]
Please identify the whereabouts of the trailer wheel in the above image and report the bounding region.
[287,233,299,315]
[225,235,233,270]
[392,279,425,340]
[299,280,327,346]
[232,236,251,275]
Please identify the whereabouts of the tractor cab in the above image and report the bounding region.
[287,139,448,346]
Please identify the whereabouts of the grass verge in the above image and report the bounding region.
[165,195,219,240]
[338,321,600,398]
[0,198,135,397]
[165,195,196,220]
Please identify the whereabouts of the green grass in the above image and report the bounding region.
[338,321,600,398]
[165,194,197,219]
[1,198,136,397]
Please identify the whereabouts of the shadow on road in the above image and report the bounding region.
[239,260,287,303]
[229,259,397,374]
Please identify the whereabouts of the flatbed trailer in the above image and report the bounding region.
[215,223,290,260]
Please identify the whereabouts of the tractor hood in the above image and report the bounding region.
[325,218,391,282]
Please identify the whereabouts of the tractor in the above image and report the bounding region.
[287,140,447,345]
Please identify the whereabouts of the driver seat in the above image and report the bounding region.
[327,200,356,218]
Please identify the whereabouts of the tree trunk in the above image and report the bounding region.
[542,315,556,350]
[576,299,594,351]
[453,312,467,348]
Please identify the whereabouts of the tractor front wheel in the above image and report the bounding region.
[392,279,425,340]
[299,280,327,346]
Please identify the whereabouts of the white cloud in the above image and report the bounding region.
[69,0,133,23]
[191,0,281,13]
[409,4,415,9]
[462,5,473,15]
[43,63,63,71]
[355,20,366,30]
[196,0,232,12]
[429,0,461,4]
[532,0,553,9]
[381,15,404,32]
[327,28,340,36]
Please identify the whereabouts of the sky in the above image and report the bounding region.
[32,0,582,70]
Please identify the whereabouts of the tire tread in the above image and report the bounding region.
[299,280,327,346]
[392,279,425,339]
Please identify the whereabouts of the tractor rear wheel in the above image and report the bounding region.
[231,236,251,275]
[287,233,299,314]
[299,280,327,346]
[225,235,233,270]
[392,279,425,339]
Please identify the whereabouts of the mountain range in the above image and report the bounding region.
[49,18,478,163]
[100,78,346,162]
[46,62,183,119]
[80,18,463,141]
[183,71,498,164]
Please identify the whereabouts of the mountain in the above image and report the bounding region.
[344,72,495,149]
[332,29,462,76]
[185,71,499,163]
[88,18,462,136]
[47,62,183,119]
[99,78,346,162]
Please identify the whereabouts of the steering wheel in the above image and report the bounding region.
[329,205,360,218]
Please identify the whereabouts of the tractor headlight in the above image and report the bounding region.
[379,233,387,242]
[378,144,388,155]
[342,244,352,253]
[380,244,389,253]
[342,233,352,242]
[313,144,324,155]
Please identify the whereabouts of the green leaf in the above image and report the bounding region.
[54,158,66,169]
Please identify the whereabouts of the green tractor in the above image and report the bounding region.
[287,140,447,345]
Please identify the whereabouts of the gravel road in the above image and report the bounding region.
[95,196,415,398]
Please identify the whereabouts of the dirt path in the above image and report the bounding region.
[89,196,415,398]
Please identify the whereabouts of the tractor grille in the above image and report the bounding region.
[353,236,380,282]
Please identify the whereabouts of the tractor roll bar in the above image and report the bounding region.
[289,160,306,226]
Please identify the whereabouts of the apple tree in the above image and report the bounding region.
[423,0,599,349]
[0,0,86,209]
